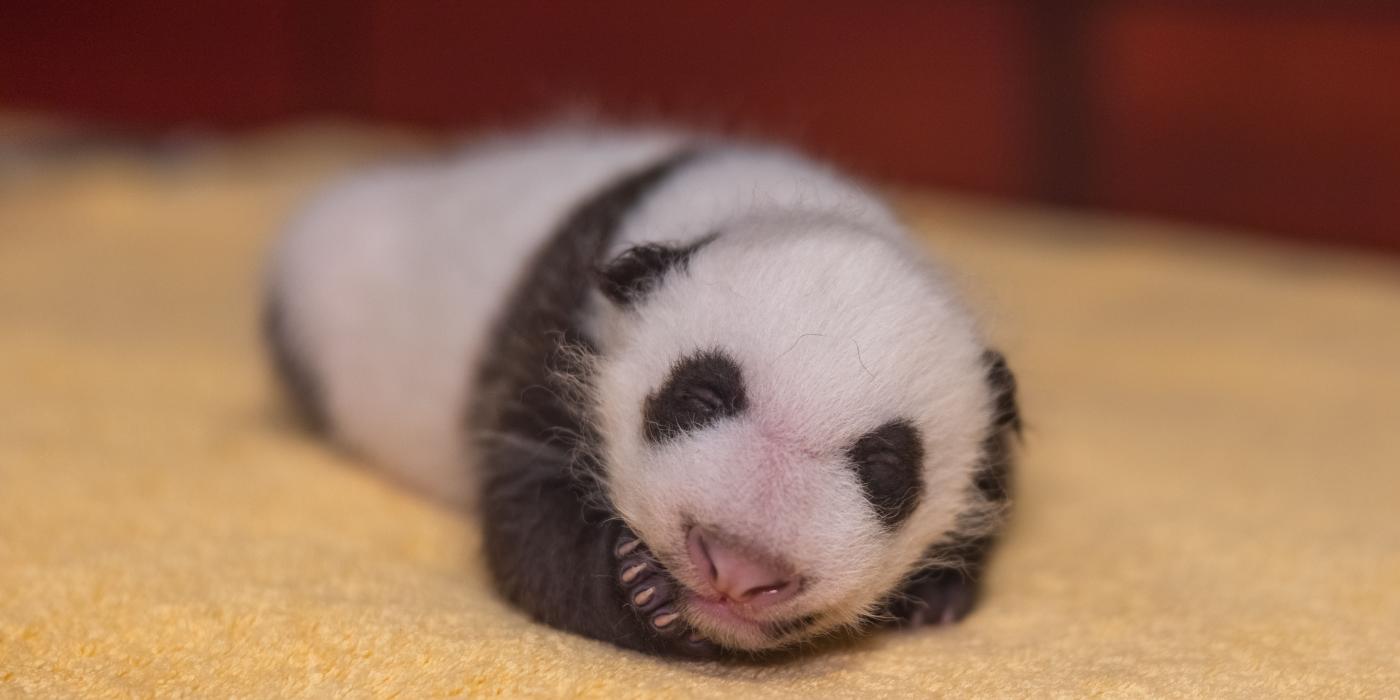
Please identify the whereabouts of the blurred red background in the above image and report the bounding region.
[3,1,1398,252]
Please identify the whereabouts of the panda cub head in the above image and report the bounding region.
[590,212,1006,652]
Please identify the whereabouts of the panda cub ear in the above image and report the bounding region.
[596,236,713,307]
[983,349,1021,435]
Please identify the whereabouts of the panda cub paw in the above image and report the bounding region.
[887,569,979,628]
[614,530,719,658]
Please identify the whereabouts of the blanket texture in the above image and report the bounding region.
[1,124,1397,697]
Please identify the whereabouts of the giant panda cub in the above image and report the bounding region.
[264,127,1020,658]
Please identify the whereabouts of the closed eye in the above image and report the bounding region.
[680,386,725,417]
[846,420,925,530]
[860,449,902,473]
[643,350,747,444]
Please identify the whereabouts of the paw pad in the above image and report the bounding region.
[889,573,977,628]
[613,528,720,658]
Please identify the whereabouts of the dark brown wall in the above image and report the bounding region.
[0,2,302,125]
[363,2,1034,195]
[3,1,1398,252]
[1086,3,1400,251]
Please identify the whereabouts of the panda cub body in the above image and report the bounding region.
[265,127,1020,658]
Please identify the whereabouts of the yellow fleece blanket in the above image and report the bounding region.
[2,124,1397,697]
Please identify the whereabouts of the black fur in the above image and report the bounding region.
[262,295,327,433]
[976,349,1020,503]
[884,559,980,627]
[846,420,925,530]
[269,140,1022,657]
[885,349,1020,627]
[614,532,720,658]
[468,149,712,657]
[597,235,714,307]
[642,349,748,444]
[477,438,659,649]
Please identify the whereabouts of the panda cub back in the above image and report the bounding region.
[265,127,1019,658]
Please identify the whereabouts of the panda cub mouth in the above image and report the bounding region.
[685,594,823,640]
[615,521,828,653]
[671,524,822,644]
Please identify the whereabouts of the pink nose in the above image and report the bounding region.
[687,527,801,608]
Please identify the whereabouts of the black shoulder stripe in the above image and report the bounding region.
[469,147,702,463]
[467,147,707,657]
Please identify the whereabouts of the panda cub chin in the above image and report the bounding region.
[265,126,1020,658]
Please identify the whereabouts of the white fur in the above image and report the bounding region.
[593,219,993,649]
[270,127,1000,650]
[269,128,685,503]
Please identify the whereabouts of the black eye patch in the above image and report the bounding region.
[846,420,925,530]
[643,350,747,443]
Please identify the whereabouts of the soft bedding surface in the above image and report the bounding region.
[1,124,1397,697]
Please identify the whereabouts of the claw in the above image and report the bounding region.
[614,527,720,657]
[651,609,680,630]
[615,537,642,558]
[619,560,649,584]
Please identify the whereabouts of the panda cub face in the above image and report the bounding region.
[592,217,997,652]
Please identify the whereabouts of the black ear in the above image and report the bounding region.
[596,237,711,307]
[983,349,1020,435]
